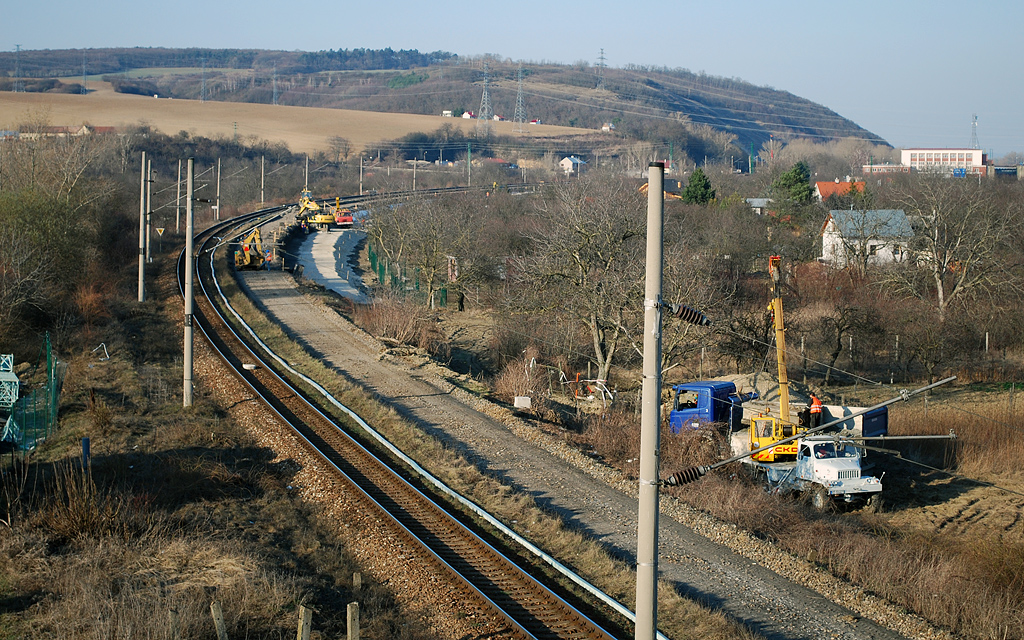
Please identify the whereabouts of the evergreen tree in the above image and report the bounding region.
[681,167,716,205]
[772,161,814,203]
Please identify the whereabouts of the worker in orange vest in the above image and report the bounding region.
[809,395,823,429]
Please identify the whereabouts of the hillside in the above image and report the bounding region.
[0,47,885,164]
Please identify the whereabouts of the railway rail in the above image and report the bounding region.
[178,205,625,639]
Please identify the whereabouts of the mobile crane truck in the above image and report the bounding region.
[665,257,889,508]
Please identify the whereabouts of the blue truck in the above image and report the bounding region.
[668,381,757,433]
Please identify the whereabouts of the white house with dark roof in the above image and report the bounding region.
[820,209,914,268]
[559,156,587,176]
[745,198,772,215]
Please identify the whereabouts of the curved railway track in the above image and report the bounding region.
[178,206,625,640]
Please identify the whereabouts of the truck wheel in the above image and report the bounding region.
[862,494,883,513]
[811,487,832,512]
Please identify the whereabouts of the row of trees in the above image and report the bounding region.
[0,117,326,356]
[367,163,1024,391]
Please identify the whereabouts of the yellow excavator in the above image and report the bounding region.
[748,255,807,461]
[295,188,337,230]
[234,227,266,269]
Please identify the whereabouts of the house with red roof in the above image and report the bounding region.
[814,180,865,203]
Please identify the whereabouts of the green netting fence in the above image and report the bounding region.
[367,240,447,307]
[1,333,65,453]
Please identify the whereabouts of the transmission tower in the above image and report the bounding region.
[597,48,606,91]
[273,65,278,105]
[200,58,207,102]
[513,65,527,134]
[81,54,87,94]
[477,61,493,136]
[970,114,980,149]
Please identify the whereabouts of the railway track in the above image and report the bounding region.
[178,207,626,640]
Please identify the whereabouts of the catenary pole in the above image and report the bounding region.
[216,157,221,221]
[176,159,182,234]
[138,151,146,302]
[183,158,195,408]
[145,158,152,262]
[636,162,665,640]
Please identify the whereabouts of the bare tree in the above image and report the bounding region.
[514,177,645,383]
[886,175,1024,322]
[367,194,474,308]
[0,212,57,342]
[327,136,351,165]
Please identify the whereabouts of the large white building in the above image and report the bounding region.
[900,148,988,175]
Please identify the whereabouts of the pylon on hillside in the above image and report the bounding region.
[477,61,493,136]
[513,65,527,134]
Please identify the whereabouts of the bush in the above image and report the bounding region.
[352,293,450,359]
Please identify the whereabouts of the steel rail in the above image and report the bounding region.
[177,208,623,639]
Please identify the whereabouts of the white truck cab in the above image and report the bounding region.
[794,436,882,508]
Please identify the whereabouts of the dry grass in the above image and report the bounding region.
[350,292,449,358]
[0,286,434,639]
[889,399,1024,477]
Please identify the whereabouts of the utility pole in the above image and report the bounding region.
[359,156,363,195]
[215,157,221,221]
[261,155,265,206]
[137,151,147,302]
[183,158,195,408]
[467,142,472,186]
[412,157,416,191]
[176,159,182,233]
[145,158,153,262]
[636,163,665,640]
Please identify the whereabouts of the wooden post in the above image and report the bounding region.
[347,602,360,640]
[297,605,312,640]
[210,602,229,640]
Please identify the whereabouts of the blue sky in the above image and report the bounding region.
[6,0,1022,157]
